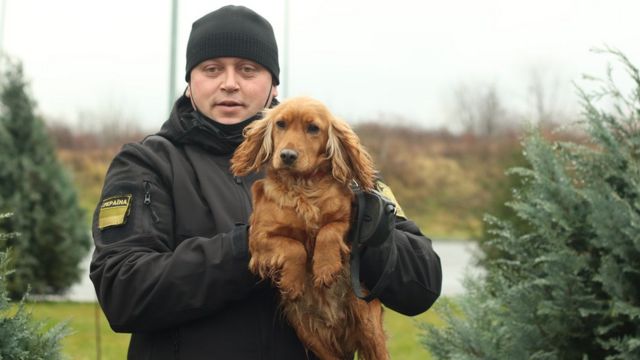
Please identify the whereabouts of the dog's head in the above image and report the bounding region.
[231,97,375,190]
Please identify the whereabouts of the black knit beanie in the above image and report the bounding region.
[185,5,280,84]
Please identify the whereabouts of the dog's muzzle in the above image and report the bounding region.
[280,149,298,166]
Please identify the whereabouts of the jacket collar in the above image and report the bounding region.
[157,95,261,156]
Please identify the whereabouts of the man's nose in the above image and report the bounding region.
[280,149,298,166]
[220,69,239,92]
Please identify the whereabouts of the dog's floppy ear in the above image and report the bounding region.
[230,114,274,176]
[326,116,376,191]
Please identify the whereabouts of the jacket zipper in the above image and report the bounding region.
[232,175,253,220]
[143,180,160,223]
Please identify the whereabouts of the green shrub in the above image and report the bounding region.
[0,214,67,359]
[0,57,90,298]
[423,49,640,359]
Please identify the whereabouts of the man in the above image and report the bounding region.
[90,5,441,359]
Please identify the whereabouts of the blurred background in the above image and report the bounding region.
[1,0,639,359]
[4,0,640,131]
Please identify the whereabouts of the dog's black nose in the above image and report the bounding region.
[280,149,298,165]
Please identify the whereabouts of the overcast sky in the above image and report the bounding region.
[2,0,639,132]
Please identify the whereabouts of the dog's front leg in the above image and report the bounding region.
[249,232,307,300]
[312,220,350,288]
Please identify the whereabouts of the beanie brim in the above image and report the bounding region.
[185,32,279,84]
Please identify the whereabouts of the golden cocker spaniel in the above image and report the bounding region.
[231,97,388,360]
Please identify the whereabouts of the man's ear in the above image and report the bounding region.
[185,85,191,98]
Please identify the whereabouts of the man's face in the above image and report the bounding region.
[187,57,278,124]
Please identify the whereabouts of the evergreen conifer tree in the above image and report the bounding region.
[423,49,640,359]
[0,214,67,359]
[0,57,90,298]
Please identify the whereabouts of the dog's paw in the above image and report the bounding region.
[249,255,280,280]
[279,280,305,300]
[279,263,306,300]
[278,272,305,300]
[248,257,264,275]
[312,261,342,288]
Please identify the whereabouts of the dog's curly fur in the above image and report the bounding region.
[231,97,388,360]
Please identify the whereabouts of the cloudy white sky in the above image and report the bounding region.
[1,0,639,131]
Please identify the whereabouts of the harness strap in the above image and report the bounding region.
[350,190,371,300]
[349,187,398,302]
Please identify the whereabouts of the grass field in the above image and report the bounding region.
[23,302,130,360]
[22,301,443,359]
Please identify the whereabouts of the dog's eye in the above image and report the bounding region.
[307,124,320,134]
[275,120,286,129]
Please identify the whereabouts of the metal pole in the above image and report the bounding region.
[94,302,102,360]
[282,0,290,99]
[168,0,178,113]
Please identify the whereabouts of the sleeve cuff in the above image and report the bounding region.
[229,224,250,260]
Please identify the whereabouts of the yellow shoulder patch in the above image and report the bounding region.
[98,194,133,230]
[376,181,407,219]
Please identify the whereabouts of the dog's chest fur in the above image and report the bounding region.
[262,178,352,248]
[283,266,358,354]
[261,178,358,352]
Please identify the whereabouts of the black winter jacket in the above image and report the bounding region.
[90,96,442,359]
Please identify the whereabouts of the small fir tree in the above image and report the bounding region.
[0,57,90,298]
[0,213,67,359]
[476,145,531,266]
[423,49,640,359]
